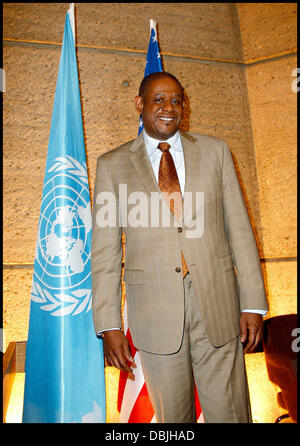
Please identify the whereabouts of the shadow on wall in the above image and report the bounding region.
[180,90,190,132]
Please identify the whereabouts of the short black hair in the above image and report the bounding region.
[138,72,184,98]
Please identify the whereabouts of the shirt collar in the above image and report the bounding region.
[142,129,182,158]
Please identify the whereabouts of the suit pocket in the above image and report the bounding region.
[219,253,234,271]
[123,269,145,284]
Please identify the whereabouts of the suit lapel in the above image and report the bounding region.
[129,133,177,225]
[180,131,201,224]
[129,133,161,195]
[129,131,202,227]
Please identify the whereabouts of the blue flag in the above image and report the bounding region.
[23,6,106,423]
[138,19,163,134]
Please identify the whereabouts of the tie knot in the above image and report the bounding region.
[158,142,171,152]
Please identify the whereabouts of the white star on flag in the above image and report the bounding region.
[157,52,161,59]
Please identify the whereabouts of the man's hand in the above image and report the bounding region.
[103,330,136,379]
[239,312,263,354]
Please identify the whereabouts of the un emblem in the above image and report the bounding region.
[31,156,93,316]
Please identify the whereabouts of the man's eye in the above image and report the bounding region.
[155,98,163,103]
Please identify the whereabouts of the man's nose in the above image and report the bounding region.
[162,99,174,112]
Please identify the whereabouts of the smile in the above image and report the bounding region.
[158,116,175,122]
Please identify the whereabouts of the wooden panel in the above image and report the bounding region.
[3,342,16,422]
[15,341,26,373]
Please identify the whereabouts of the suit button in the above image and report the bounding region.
[175,267,181,273]
[177,227,182,233]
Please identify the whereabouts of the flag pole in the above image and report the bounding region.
[150,19,156,31]
[68,3,75,43]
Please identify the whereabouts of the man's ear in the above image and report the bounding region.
[134,96,144,114]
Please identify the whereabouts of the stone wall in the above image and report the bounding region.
[237,3,297,318]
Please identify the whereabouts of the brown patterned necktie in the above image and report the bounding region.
[158,142,189,278]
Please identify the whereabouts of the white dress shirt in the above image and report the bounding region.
[143,129,186,195]
[98,130,266,335]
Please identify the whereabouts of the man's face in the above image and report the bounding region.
[135,76,184,140]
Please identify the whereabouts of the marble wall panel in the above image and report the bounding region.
[245,55,297,259]
[237,3,297,62]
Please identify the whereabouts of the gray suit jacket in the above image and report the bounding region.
[91,131,268,353]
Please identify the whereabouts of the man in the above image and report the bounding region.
[91,72,268,423]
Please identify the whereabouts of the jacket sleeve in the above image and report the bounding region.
[221,141,268,313]
[91,156,123,333]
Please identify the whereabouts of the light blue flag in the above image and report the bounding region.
[23,5,106,423]
[138,19,163,134]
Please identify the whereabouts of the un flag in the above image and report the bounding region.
[23,6,106,423]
